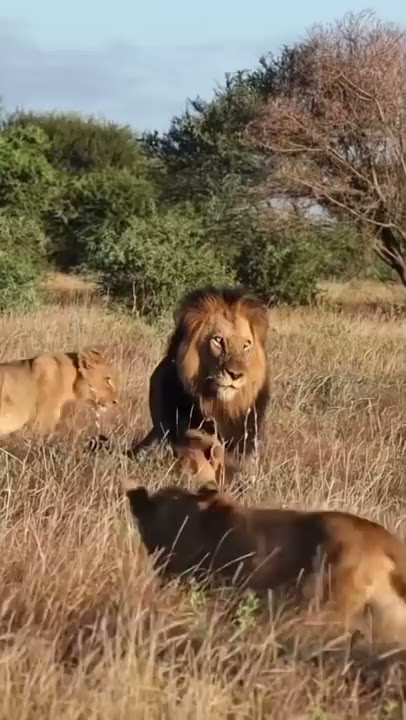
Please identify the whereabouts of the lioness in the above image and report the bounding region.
[128,286,270,464]
[0,349,118,436]
[127,483,406,648]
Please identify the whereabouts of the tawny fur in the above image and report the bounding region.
[129,287,270,466]
[127,484,406,649]
[172,429,226,485]
[0,349,119,436]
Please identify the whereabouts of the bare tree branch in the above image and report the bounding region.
[245,11,406,284]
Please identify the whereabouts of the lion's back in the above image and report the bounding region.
[0,357,41,434]
[0,353,74,435]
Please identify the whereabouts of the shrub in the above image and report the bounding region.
[6,112,147,175]
[316,222,370,281]
[233,213,326,305]
[0,124,58,219]
[48,168,155,268]
[85,209,234,317]
[0,213,47,310]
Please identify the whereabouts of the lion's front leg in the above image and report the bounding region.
[31,405,62,435]
[127,427,161,459]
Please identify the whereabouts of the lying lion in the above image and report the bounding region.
[0,349,118,436]
[127,483,406,649]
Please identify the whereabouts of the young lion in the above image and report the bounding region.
[0,349,119,436]
[127,483,406,648]
[172,428,226,485]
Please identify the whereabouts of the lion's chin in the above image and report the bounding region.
[215,385,240,402]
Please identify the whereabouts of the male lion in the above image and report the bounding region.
[0,349,119,436]
[127,483,406,649]
[129,286,270,466]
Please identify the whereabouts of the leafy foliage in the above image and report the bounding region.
[142,62,279,204]
[6,112,147,175]
[0,124,57,218]
[49,168,155,268]
[0,213,47,309]
[84,208,234,317]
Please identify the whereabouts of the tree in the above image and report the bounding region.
[5,111,148,175]
[246,11,406,285]
[142,61,280,204]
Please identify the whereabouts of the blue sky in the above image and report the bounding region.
[1,0,405,132]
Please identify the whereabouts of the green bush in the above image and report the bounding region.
[0,124,58,218]
[6,112,148,175]
[48,168,155,268]
[317,222,370,280]
[85,208,234,316]
[0,213,47,310]
[232,214,326,305]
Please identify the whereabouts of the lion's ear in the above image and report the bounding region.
[210,444,224,464]
[78,349,104,372]
[127,487,153,518]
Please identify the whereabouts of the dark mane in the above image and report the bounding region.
[174,285,264,320]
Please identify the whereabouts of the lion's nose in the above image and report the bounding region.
[227,369,243,381]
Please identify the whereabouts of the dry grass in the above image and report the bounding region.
[1,292,406,718]
[319,279,406,316]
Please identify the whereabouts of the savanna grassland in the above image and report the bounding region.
[0,279,406,719]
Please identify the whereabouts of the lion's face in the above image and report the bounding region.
[174,289,269,407]
[75,350,119,410]
[203,313,257,401]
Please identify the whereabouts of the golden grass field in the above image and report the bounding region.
[1,277,406,719]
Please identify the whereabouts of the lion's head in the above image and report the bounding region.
[126,483,260,583]
[126,483,234,576]
[74,349,119,410]
[173,428,225,485]
[169,287,269,414]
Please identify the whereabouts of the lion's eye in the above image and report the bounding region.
[105,376,113,387]
[243,340,252,351]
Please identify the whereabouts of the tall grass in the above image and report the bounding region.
[0,293,406,718]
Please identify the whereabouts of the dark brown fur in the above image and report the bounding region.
[127,484,406,648]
